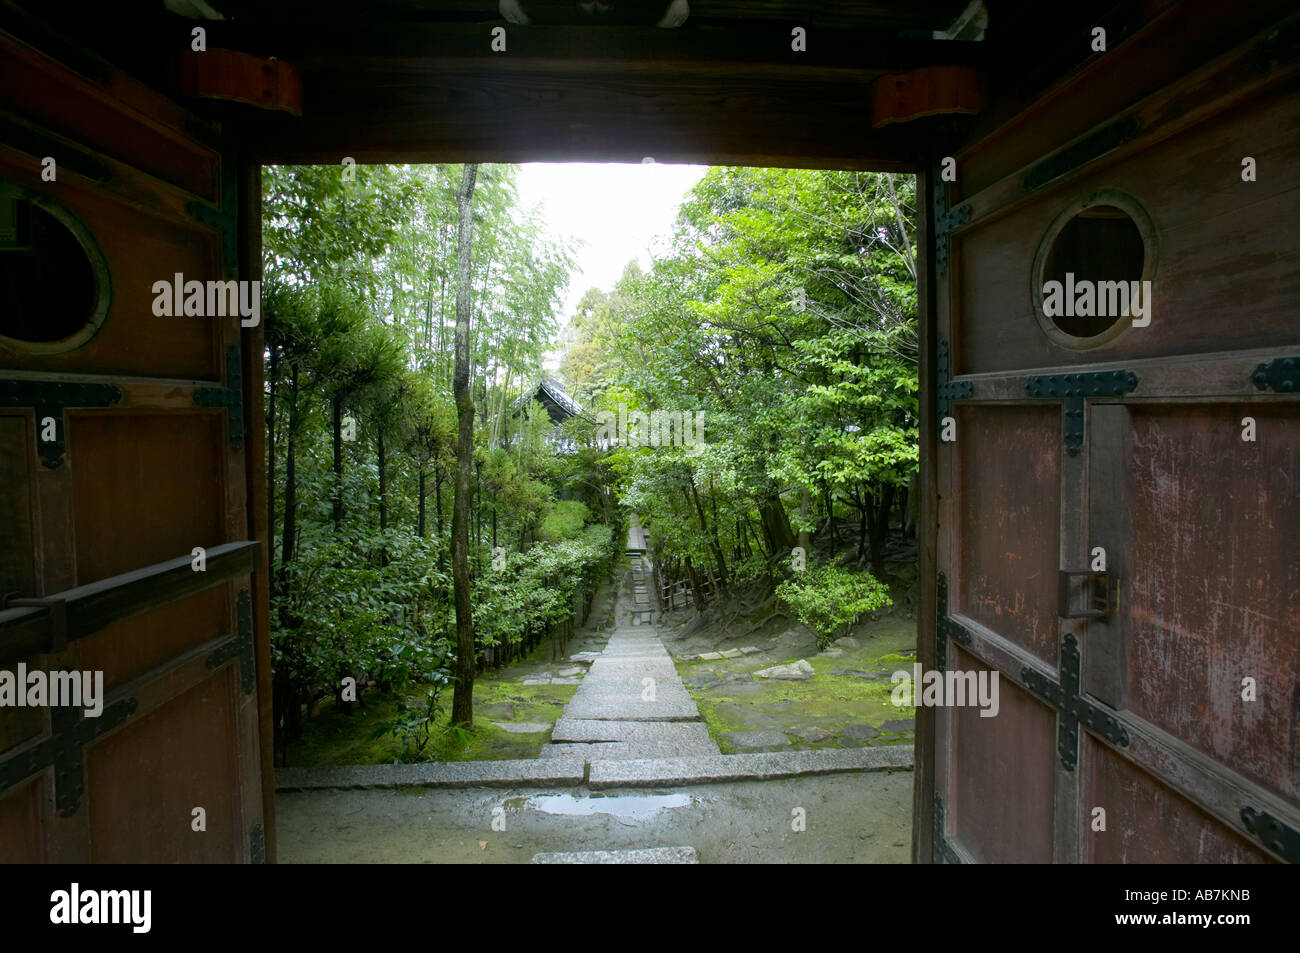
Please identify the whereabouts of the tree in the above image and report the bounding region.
[450,163,480,727]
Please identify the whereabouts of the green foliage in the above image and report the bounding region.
[538,499,590,542]
[775,562,893,649]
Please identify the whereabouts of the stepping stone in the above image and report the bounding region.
[739,646,760,654]
[683,675,722,690]
[881,718,915,732]
[722,729,792,752]
[491,722,552,734]
[754,659,815,680]
[817,647,844,657]
[842,723,880,741]
[697,652,723,660]
[479,702,516,720]
[531,847,699,864]
[788,725,834,744]
[557,667,584,677]
[833,668,889,681]
[550,677,582,685]
[719,649,743,658]
[522,678,549,686]
[551,719,714,745]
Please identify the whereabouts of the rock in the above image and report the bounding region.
[550,677,582,685]
[739,646,760,654]
[719,648,743,658]
[753,659,815,681]
[722,729,793,752]
[834,636,860,649]
[817,647,844,657]
[835,668,890,681]
[557,667,584,677]
[722,672,752,683]
[842,723,880,740]
[697,652,723,660]
[789,725,833,744]
[881,718,915,733]
[683,675,722,690]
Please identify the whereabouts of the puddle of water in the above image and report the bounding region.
[511,793,691,820]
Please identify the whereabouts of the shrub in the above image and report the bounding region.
[775,561,892,649]
[538,499,591,542]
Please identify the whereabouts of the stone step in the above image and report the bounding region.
[531,846,698,864]
[275,758,585,791]
[562,697,700,721]
[551,718,715,745]
[540,739,721,761]
[587,746,914,788]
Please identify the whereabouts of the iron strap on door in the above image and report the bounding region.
[0,540,259,664]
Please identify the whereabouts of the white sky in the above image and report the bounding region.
[514,162,707,366]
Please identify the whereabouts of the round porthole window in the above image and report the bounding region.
[1032,189,1156,349]
[0,184,111,354]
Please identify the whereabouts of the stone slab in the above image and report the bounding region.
[551,719,715,744]
[550,677,582,685]
[531,846,698,864]
[588,746,913,788]
[490,722,552,734]
[540,739,721,761]
[563,698,700,721]
[275,758,585,791]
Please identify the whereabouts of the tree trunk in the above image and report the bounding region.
[331,394,344,529]
[450,163,479,728]
[266,346,278,583]
[418,467,427,538]
[866,483,895,577]
[377,428,388,568]
[760,492,796,556]
[280,363,299,576]
[687,480,728,585]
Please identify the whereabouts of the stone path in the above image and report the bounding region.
[540,626,722,762]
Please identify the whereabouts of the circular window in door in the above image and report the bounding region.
[0,183,111,354]
[1032,189,1156,349]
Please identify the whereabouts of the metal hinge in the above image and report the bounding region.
[1240,807,1300,864]
[1252,356,1299,393]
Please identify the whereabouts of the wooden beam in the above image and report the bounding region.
[0,541,259,665]
[187,21,987,76]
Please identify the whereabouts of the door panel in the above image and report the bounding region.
[1087,740,1272,864]
[957,405,1060,665]
[930,21,1299,863]
[0,26,264,863]
[1123,403,1300,801]
[950,648,1056,863]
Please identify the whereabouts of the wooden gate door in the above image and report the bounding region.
[927,15,1299,863]
[0,21,268,862]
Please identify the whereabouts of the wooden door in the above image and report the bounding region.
[926,14,1299,863]
[0,22,268,862]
